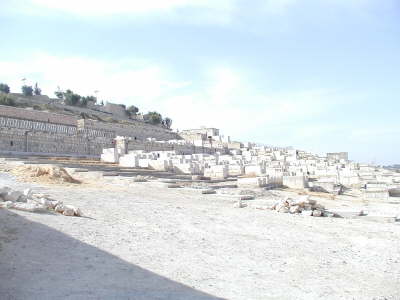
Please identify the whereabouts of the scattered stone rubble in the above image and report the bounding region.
[132,175,152,182]
[0,186,82,216]
[270,196,333,217]
[232,194,330,217]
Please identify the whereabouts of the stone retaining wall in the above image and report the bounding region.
[127,140,217,155]
[0,105,77,125]
[79,119,180,141]
[0,116,77,135]
[0,106,182,156]
[0,126,112,155]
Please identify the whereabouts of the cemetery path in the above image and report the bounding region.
[1,173,400,300]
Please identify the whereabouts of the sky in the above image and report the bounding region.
[0,0,399,164]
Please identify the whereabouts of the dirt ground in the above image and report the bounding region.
[1,167,400,300]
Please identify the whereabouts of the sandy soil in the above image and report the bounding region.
[1,171,400,300]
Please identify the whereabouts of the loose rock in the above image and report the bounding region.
[201,189,216,194]
[0,187,82,217]
[270,196,329,217]
[312,210,323,217]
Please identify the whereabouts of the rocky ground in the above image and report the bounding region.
[1,165,400,300]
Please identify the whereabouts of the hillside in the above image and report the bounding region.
[0,92,172,130]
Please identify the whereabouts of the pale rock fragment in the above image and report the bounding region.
[278,206,289,213]
[303,204,312,211]
[12,202,47,212]
[73,207,83,217]
[312,210,323,217]
[132,176,148,182]
[289,205,301,214]
[62,206,75,216]
[23,188,32,198]
[323,211,335,218]
[301,210,313,216]
[3,191,20,202]
[54,204,66,213]
[234,200,247,208]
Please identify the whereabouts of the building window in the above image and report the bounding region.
[10,141,13,147]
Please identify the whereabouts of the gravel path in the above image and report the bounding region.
[1,172,400,300]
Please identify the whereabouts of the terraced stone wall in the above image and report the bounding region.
[0,106,181,156]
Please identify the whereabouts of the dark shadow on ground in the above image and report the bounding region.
[0,209,224,300]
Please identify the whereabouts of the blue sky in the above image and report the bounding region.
[0,0,399,164]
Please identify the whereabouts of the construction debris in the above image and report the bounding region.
[0,186,82,216]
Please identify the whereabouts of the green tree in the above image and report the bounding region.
[164,117,172,129]
[64,89,81,106]
[80,95,96,107]
[21,85,33,96]
[0,83,10,94]
[55,86,63,99]
[55,91,63,99]
[80,97,88,107]
[34,83,42,96]
[85,95,97,103]
[144,111,162,125]
[127,105,139,116]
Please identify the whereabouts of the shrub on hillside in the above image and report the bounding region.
[56,89,96,107]
[144,111,162,125]
[0,94,16,106]
[127,105,139,116]
[0,83,10,94]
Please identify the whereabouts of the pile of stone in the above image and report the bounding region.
[132,175,153,182]
[270,196,332,217]
[0,186,82,217]
[11,165,80,184]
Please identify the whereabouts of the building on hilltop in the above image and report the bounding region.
[327,152,349,162]
[179,127,242,150]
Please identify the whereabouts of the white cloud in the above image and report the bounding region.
[157,67,340,142]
